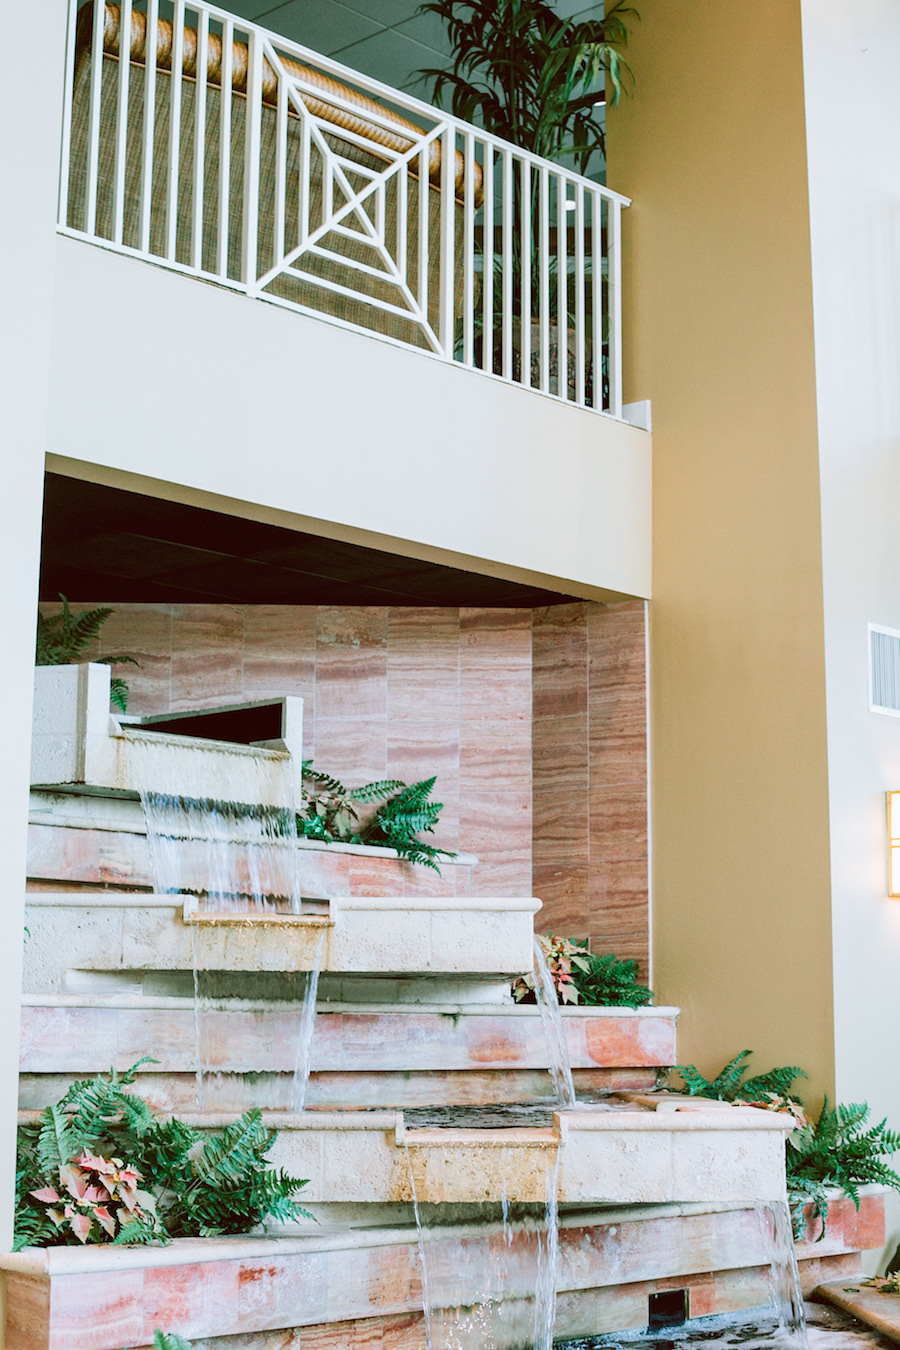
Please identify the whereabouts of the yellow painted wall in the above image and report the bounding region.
[607,1,835,1102]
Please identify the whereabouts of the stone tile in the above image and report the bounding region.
[317,606,389,649]
[532,602,589,720]
[532,861,590,938]
[312,718,388,785]
[5,1272,50,1350]
[470,860,533,896]
[97,603,174,715]
[170,604,244,709]
[49,1268,145,1348]
[387,607,459,722]
[27,824,102,884]
[460,790,531,864]
[459,724,532,794]
[589,782,648,859]
[300,1317,384,1350]
[459,662,532,721]
[241,605,317,704]
[234,1252,328,1332]
[588,856,649,933]
[459,608,532,666]
[142,1259,240,1340]
[314,644,388,723]
[382,1311,426,1350]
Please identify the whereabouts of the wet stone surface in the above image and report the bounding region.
[558,1302,897,1349]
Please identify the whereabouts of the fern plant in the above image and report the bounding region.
[356,776,451,872]
[299,765,455,872]
[36,594,139,712]
[786,1099,900,1217]
[575,952,654,1008]
[15,1062,310,1250]
[153,1335,195,1350]
[674,1049,807,1109]
[299,763,405,842]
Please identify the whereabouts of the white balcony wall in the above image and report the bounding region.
[47,235,651,601]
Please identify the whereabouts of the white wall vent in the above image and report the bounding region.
[869,624,900,715]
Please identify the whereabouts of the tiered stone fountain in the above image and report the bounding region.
[4,665,885,1350]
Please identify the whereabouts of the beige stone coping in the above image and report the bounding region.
[815,1278,900,1344]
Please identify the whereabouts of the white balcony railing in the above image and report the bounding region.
[59,0,630,415]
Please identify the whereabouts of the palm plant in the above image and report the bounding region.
[415,0,636,173]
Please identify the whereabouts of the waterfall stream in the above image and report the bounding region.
[532,937,576,1109]
[409,1150,561,1350]
[127,727,321,1110]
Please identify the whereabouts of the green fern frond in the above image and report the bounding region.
[674,1051,804,1104]
[574,952,654,1008]
[35,1104,75,1176]
[348,779,405,803]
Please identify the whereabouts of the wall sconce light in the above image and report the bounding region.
[887,792,900,896]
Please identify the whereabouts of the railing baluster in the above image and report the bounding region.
[113,0,132,244]
[501,148,512,381]
[462,131,475,368]
[85,0,106,236]
[217,17,233,277]
[556,172,566,399]
[166,0,185,260]
[58,0,79,229]
[438,126,456,358]
[608,196,623,419]
[520,158,531,389]
[417,143,428,319]
[396,160,408,295]
[481,147,493,374]
[539,165,549,394]
[139,0,158,253]
[574,181,585,406]
[241,28,263,290]
[298,101,310,251]
[191,8,208,271]
[591,190,602,412]
[273,49,287,271]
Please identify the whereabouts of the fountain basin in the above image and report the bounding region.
[23,891,540,982]
[1,1191,886,1350]
[31,664,305,799]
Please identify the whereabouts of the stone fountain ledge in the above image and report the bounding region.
[23,891,539,982]
[156,1104,798,1206]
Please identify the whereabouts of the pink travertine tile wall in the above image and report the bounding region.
[47,600,648,950]
[69,604,532,897]
[532,601,649,976]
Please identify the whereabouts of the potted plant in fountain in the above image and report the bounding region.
[415,0,637,401]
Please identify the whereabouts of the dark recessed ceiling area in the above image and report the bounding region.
[40,474,577,607]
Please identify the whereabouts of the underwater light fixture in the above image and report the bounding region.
[887,792,900,896]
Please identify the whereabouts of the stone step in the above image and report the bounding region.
[28,789,478,900]
[65,1102,790,1207]
[23,890,540,987]
[19,996,677,1110]
[3,1194,884,1350]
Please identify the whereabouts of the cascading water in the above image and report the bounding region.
[409,1150,561,1350]
[126,727,322,1111]
[758,1200,808,1348]
[125,730,301,913]
[532,937,576,1109]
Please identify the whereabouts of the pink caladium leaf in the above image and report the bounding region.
[30,1186,61,1204]
[59,1164,89,1200]
[92,1206,117,1238]
[46,1208,67,1228]
[68,1212,93,1244]
[81,1185,109,1205]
